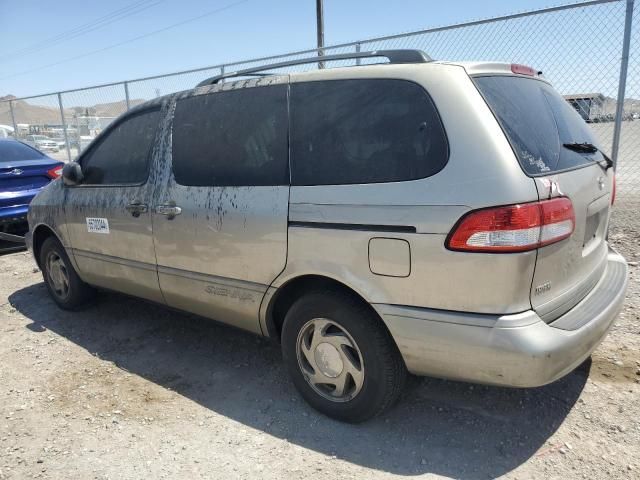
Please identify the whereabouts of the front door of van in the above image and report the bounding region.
[151,82,290,334]
[64,107,164,304]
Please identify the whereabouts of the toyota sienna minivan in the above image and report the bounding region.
[26,50,628,422]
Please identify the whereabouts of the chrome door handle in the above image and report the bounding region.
[155,203,182,219]
[125,202,148,217]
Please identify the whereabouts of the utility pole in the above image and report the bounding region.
[316,0,324,69]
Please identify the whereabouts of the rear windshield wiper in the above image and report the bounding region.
[562,142,613,170]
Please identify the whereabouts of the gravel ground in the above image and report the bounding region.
[0,204,638,480]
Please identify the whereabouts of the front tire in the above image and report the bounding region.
[281,289,407,423]
[40,236,94,310]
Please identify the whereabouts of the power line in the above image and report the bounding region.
[0,0,163,62]
[0,0,250,81]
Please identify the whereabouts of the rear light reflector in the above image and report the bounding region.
[47,166,63,179]
[511,64,536,76]
[446,198,575,253]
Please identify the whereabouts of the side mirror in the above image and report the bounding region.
[62,162,84,186]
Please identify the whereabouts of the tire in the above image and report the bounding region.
[40,236,94,310]
[281,289,407,423]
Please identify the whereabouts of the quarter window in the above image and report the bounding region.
[81,109,160,185]
[172,85,288,187]
[290,79,448,185]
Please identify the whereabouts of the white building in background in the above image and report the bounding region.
[564,93,606,122]
[74,116,116,137]
[0,124,14,137]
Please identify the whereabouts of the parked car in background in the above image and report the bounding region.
[0,139,63,237]
[51,137,67,150]
[26,50,627,422]
[24,135,59,153]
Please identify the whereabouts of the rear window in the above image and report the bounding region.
[475,76,602,175]
[0,141,44,162]
[290,79,448,185]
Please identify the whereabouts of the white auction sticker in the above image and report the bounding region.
[86,217,110,234]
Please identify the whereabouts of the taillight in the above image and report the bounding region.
[611,174,616,205]
[47,166,63,179]
[446,198,575,253]
[511,64,536,76]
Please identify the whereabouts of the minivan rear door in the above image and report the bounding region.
[475,75,614,322]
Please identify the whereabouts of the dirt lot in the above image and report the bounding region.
[1,206,638,480]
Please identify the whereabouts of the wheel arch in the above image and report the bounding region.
[263,274,389,343]
[31,224,63,268]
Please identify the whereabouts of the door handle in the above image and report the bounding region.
[125,201,148,217]
[155,203,182,219]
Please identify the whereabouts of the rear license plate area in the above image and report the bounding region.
[583,211,601,247]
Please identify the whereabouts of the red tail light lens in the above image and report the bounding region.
[611,174,616,205]
[511,64,536,76]
[538,198,575,247]
[47,166,63,179]
[446,198,575,253]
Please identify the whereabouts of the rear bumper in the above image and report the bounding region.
[373,247,628,387]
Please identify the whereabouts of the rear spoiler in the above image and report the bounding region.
[460,62,545,80]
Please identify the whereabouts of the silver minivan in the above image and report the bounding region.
[26,50,628,422]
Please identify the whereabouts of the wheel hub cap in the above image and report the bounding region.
[46,252,70,299]
[314,342,344,378]
[296,318,365,402]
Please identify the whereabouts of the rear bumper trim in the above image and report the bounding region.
[373,247,628,387]
[550,253,627,331]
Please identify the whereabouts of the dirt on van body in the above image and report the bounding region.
[0,203,638,480]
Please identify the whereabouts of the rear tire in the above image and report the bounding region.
[40,236,94,310]
[281,289,406,423]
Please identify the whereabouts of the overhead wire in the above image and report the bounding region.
[0,0,164,62]
[0,0,250,81]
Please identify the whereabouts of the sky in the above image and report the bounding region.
[0,0,565,98]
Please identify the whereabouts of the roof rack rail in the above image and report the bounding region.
[196,49,432,87]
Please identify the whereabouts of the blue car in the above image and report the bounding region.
[0,138,64,240]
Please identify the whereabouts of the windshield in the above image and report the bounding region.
[0,141,45,162]
[474,76,603,175]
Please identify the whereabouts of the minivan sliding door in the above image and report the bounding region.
[151,81,290,334]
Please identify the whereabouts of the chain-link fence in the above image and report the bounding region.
[0,0,637,207]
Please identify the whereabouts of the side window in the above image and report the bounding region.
[172,85,288,187]
[81,109,160,185]
[290,79,448,185]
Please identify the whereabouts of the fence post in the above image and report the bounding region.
[9,100,18,138]
[316,0,325,69]
[356,42,361,66]
[124,81,131,110]
[611,0,635,170]
[57,93,72,162]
